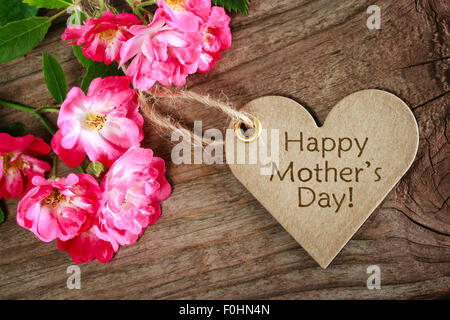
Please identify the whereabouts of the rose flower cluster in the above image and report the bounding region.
[1,0,232,263]
[11,76,171,263]
[62,0,232,89]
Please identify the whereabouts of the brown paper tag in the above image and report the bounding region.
[227,90,419,268]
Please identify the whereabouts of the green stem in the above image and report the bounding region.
[0,203,5,224]
[35,106,60,113]
[35,113,56,135]
[49,0,82,22]
[0,100,56,135]
[134,8,144,19]
[0,99,35,113]
[138,7,152,15]
[126,0,144,19]
[137,0,157,7]
[50,8,69,22]
[52,154,58,178]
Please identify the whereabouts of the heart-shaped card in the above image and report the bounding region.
[227,90,419,268]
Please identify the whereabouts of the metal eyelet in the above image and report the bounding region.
[234,113,262,142]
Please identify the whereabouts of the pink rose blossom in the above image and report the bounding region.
[197,6,232,73]
[57,224,116,264]
[16,174,100,242]
[51,76,143,168]
[120,9,203,90]
[94,146,171,250]
[62,11,141,65]
[158,0,211,32]
[0,133,51,199]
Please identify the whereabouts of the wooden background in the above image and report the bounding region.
[0,0,449,299]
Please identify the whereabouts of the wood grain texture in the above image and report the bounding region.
[0,0,449,299]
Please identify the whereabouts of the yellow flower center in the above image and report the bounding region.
[166,0,185,11]
[85,112,107,130]
[41,188,66,208]
[204,28,212,43]
[97,29,119,44]
[2,152,25,175]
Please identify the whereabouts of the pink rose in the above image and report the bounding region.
[158,0,211,32]
[16,174,100,242]
[57,225,116,264]
[197,6,232,73]
[51,76,143,168]
[0,133,51,199]
[94,146,171,250]
[62,11,141,65]
[120,9,203,90]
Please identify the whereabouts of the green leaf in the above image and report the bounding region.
[0,17,51,63]
[0,206,4,224]
[73,45,93,68]
[81,62,124,93]
[67,8,87,25]
[0,123,27,137]
[22,0,72,9]
[86,161,105,179]
[42,52,67,103]
[212,0,250,15]
[0,0,38,26]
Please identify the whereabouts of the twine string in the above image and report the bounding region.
[79,0,255,146]
[138,91,216,147]
[148,89,254,129]
[142,88,256,146]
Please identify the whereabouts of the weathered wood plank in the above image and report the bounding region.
[0,0,449,299]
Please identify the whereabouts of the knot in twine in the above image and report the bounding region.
[138,89,255,146]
